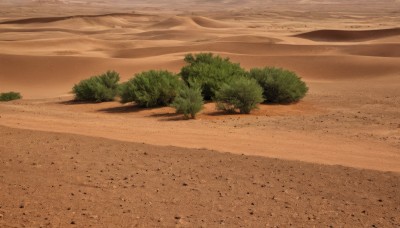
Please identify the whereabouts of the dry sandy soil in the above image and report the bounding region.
[0,0,400,227]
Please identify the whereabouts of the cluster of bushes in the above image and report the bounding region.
[0,92,22,102]
[72,70,120,102]
[72,53,308,119]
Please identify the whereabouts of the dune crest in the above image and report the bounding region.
[191,16,234,28]
[148,15,234,30]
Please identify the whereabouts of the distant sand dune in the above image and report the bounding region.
[148,16,201,29]
[0,13,143,25]
[295,28,400,42]
[191,16,234,28]
[216,35,281,43]
[341,43,400,57]
[135,29,218,41]
[148,15,234,29]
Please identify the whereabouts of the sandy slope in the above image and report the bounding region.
[1,126,399,227]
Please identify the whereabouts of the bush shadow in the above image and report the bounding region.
[97,104,145,113]
[58,100,107,105]
[147,112,189,121]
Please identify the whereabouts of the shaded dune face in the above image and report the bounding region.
[294,28,400,42]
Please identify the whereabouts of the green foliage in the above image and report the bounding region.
[180,53,247,100]
[0,91,22,101]
[214,77,264,114]
[72,70,120,102]
[249,67,308,103]
[171,84,204,119]
[120,70,183,108]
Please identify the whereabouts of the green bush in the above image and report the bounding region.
[180,53,247,100]
[214,77,264,114]
[0,92,22,101]
[249,67,308,103]
[120,70,183,107]
[72,70,120,102]
[171,84,204,119]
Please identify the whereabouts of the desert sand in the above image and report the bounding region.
[0,0,399,227]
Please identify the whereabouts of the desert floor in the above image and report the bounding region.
[0,0,399,227]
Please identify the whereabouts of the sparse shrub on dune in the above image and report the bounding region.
[214,77,264,114]
[180,53,247,100]
[119,70,183,108]
[72,70,120,102]
[0,92,22,102]
[249,67,308,104]
[171,84,204,119]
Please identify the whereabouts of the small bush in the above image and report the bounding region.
[214,77,264,114]
[72,70,120,102]
[171,84,204,119]
[249,67,308,103]
[180,53,247,100]
[120,70,183,107]
[0,92,22,101]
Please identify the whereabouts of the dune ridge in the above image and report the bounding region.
[0,12,145,25]
[148,15,235,30]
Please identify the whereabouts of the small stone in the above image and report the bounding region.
[71,221,76,225]
[19,203,25,209]
[174,215,181,220]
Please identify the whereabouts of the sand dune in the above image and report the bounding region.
[191,16,235,28]
[148,16,201,29]
[216,35,281,43]
[0,13,142,25]
[341,43,400,57]
[295,27,400,42]
[0,54,183,98]
[148,15,234,30]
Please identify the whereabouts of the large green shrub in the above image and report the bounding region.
[0,92,22,101]
[171,84,204,119]
[214,77,264,114]
[120,70,183,107]
[180,53,247,100]
[249,67,308,103]
[72,70,120,102]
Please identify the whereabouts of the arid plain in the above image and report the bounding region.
[0,0,399,227]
